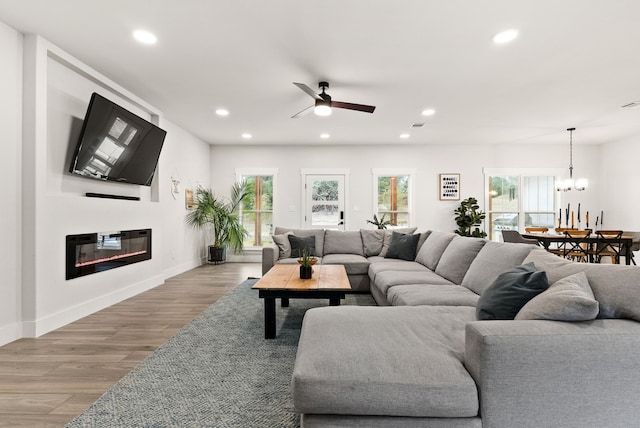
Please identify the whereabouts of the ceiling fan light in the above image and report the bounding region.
[314,100,331,116]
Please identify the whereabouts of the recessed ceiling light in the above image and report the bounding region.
[133,30,157,45]
[493,29,518,44]
[320,133,330,139]
[421,109,436,116]
[215,108,229,116]
[400,133,410,139]
[242,133,252,139]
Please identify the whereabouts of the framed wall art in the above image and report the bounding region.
[439,173,460,200]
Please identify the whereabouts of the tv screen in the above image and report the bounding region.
[69,92,167,186]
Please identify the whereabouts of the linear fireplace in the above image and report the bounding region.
[66,229,152,280]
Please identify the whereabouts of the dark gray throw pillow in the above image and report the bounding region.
[385,232,420,261]
[476,262,549,320]
[288,235,316,257]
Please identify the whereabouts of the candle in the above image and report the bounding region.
[596,216,599,228]
[571,211,575,228]
[601,210,604,226]
[586,211,589,228]
[577,203,581,222]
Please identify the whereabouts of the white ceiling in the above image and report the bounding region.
[1,0,639,146]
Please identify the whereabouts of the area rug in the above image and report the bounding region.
[66,278,375,427]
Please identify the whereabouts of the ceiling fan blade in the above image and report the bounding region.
[293,82,322,100]
[291,105,314,118]
[331,100,376,113]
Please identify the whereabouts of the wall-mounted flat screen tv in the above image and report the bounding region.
[69,92,167,186]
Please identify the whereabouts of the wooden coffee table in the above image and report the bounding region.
[252,264,351,339]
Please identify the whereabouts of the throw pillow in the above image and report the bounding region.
[272,232,292,258]
[515,271,599,321]
[288,235,316,258]
[385,232,420,261]
[476,262,549,320]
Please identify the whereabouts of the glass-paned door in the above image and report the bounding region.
[305,175,345,230]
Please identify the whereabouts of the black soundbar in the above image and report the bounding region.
[85,192,140,201]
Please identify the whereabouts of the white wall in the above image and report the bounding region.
[0,34,211,343]
[210,143,602,234]
[600,136,640,230]
[0,21,23,345]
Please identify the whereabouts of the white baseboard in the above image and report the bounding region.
[22,273,166,338]
[0,322,23,347]
[162,258,205,280]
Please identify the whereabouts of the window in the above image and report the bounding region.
[485,168,561,241]
[372,169,415,227]
[236,169,277,247]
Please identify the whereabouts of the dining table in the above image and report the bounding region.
[521,232,634,265]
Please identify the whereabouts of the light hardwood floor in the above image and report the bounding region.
[0,262,262,427]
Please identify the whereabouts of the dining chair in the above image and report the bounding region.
[590,230,624,264]
[525,227,549,233]
[622,231,640,265]
[563,229,591,262]
[502,230,539,245]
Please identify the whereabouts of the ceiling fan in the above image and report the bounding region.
[291,81,376,118]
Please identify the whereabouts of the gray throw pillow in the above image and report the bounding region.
[515,271,599,321]
[272,232,292,258]
[288,235,316,257]
[476,262,549,320]
[385,232,420,261]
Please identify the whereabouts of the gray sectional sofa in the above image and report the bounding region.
[262,228,640,427]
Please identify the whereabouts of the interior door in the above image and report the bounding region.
[304,175,345,230]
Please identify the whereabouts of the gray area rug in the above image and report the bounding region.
[66,278,375,427]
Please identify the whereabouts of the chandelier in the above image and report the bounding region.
[556,127,588,192]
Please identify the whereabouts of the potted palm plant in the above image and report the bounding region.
[185,181,250,263]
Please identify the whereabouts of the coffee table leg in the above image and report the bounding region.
[329,297,340,306]
[264,297,276,339]
[281,298,289,307]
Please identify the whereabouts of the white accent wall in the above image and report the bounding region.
[0,21,23,346]
[0,28,211,345]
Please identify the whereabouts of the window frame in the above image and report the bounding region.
[235,168,278,248]
[372,168,416,228]
[483,167,563,241]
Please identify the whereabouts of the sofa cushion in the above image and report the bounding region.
[415,231,456,270]
[388,284,480,307]
[385,232,420,261]
[322,254,370,275]
[435,236,486,284]
[324,230,364,256]
[288,235,317,257]
[292,305,479,418]
[274,227,325,256]
[271,232,292,259]
[379,227,418,257]
[373,270,454,297]
[525,249,640,322]
[462,241,538,295]
[360,229,386,256]
[515,271,599,321]
[416,230,432,253]
[476,262,549,320]
[368,259,428,282]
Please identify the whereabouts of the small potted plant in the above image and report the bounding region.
[298,248,315,279]
[366,213,394,229]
